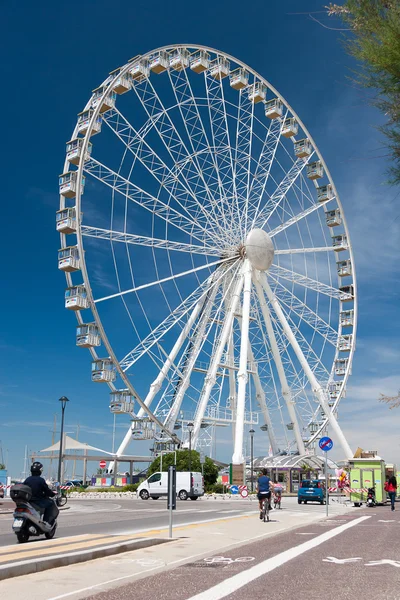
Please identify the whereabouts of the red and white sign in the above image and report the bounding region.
[99,460,107,469]
[240,488,249,498]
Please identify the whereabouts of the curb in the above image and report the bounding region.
[0,537,170,581]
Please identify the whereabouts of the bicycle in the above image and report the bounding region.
[56,492,68,507]
[273,489,282,509]
[261,495,270,522]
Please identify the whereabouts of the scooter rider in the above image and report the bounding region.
[23,462,59,526]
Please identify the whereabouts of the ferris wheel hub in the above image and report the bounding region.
[245,229,274,271]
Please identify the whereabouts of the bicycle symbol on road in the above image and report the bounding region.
[203,556,255,565]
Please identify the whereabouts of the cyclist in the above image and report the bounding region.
[257,468,274,519]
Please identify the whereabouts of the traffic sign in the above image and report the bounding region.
[240,488,249,498]
[200,451,205,464]
[99,460,107,468]
[230,485,239,495]
[319,437,333,452]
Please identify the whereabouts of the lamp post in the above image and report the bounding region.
[249,429,255,492]
[57,397,69,489]
[187,422,194,495]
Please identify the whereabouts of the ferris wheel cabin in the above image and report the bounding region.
[65,285,89,311]
[338,334,353,352]
[109,67,132,94]
[58,246,80,272]
[189,50,210,73]
[91,358,116,383]
[76,323,101,348]
[77,109,102,136]
[332,234,348,252]
[229,68,249,90]
[340,309,354,328]
[294,138,312,158]
[128,59,150,81]
[281,118,298,138]
[326,208,342,227]
[317,184,334,203]
[335,358,348,376]
[339,284,355,302]
[337,259,352,277]
[209,57,230,80]
[307,161,324,180]
[91,87,117,113]
[148,51,169,74]
[56,207,76,234]
[265,98,283,119]
[59,172,85,199]
[66,138,92,166]
[169,48,190,70]
[109,390,135,414]
[248,82,266,103]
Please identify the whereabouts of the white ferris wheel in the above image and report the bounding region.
[57,45,356,465]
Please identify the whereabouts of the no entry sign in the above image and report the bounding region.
[99,460,107,469]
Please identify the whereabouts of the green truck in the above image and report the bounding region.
[348,457,386,507]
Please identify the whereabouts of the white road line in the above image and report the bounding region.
[187,516,371,600]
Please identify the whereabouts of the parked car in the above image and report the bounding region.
[137,471,204,501]
[298,479,326,505]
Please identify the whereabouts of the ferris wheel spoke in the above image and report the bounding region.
[81,225,223,257]
[131,78,226,234]
[119,261,238,371]
[268,265,342,300]
[204,70,241,241]
[95,255,236,304]
[167,68,232,232]
[234,301,280,455]
[102,108,223,238]
[84,157,217,245]
[269,198,332,238]
[248,114,287,228]
[274,247,334,255]
[253,155,313,230]
[260,275,353,458]
[272,279,338,346]
[233,89,255,235]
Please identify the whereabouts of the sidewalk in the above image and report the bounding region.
[0,501,355,599]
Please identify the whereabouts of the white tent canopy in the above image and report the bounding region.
[40,435,113,455]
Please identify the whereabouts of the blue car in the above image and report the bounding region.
[298,479,326,505]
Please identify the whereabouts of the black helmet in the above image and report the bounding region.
[31,461,43,475]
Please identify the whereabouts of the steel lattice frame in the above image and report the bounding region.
[58,44,356,464]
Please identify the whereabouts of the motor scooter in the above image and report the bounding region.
[366,486,376,507]
[10,484,60,543]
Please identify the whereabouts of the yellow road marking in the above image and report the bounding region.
[0,534,105,556]
[0,534,138,564]
[0,513,253,565]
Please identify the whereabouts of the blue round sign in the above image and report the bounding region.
[230,485,239,495]
[319,437,333,452]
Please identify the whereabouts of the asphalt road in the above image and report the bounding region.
[85,507,400,600]
[0,496,347,547]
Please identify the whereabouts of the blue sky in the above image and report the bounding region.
[1,0,399,477]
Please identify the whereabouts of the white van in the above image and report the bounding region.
[137,471,204,501]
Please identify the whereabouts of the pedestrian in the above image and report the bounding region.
[384,476,397,511]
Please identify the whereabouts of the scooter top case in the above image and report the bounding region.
[10,484,32,503]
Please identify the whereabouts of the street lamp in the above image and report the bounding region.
[187,422,194,495]
[249,429,255,492]
[57,397,69,489]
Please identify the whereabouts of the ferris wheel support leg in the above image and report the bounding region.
[234,309,279,456]
[232,261,252,464]
[192,271,245,448]
[260,274,353,459]
[253,277,306,455]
